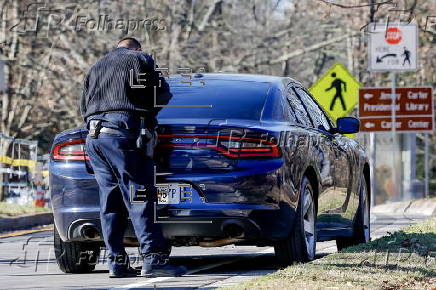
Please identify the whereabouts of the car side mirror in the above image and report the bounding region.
[336,117,360,134]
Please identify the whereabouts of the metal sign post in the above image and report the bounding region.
[366,22,424,203]
[360,86,433,200]
[424,133,429,198]
[369,132,376,207]
[390,72,398,199]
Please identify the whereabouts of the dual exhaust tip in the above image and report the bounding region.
[78,222,246,247]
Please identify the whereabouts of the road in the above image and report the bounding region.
[0,212,427,290]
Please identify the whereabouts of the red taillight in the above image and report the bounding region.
[158,134,281,159]
[53,139,88,161]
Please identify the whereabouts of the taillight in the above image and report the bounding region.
[158,133,281,159]
[53,139,88,161]
[219,137,281,158]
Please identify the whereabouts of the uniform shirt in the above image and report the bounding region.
[80,47,172,125]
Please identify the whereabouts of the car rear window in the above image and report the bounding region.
[157,80,270,120]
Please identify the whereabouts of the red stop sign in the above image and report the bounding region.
[385,27,402,44]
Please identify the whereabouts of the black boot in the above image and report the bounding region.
[140,253,186,277]
[108,254,138,278]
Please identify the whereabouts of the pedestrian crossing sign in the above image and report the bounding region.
[309,63,362,122]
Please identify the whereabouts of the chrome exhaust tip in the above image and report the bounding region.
[80,224,100,240]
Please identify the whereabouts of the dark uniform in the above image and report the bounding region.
[80,46,184,277]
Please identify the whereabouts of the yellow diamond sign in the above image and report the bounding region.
[309,63,361,121]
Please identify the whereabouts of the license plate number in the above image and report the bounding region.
[157,184,187,204]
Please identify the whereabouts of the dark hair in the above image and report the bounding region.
[117,37,141,49]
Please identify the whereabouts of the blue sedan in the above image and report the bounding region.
[50,73,370,273]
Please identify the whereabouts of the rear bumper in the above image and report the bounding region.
[67,216,261,241]
[55,204,296,246]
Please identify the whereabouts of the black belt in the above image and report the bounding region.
[99,127,137,138]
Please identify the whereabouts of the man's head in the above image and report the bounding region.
[117,37,142,51]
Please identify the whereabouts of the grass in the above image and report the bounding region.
[0,202,51,218]
[227,217,436,290]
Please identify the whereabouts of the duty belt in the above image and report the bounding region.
[88,119,155,152]
[88,120,137,139]
[99,127,137,138]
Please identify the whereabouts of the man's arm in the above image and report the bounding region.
[80,72,90,121]
[140,54,172,115]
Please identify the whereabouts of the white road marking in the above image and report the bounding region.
[110,248,274,290]
[205,269,275,288]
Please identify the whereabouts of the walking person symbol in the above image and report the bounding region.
[402,47,411,66]
[325,72,347,111]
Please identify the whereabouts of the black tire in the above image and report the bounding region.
[274,176,317,265]
[54,225,100,273]
[336,173,370,251]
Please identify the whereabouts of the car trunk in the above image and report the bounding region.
[154,118,282,175]
[155,123,241,173]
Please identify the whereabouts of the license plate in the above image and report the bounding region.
[157,183,190,204]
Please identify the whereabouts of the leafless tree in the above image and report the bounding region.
[0,0,433,155]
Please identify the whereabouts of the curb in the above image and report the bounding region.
[0,212,53,232]
[372,199,436,217]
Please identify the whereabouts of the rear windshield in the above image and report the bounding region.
[157,80,270,120]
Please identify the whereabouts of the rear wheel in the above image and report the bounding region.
[274,176,316,265]
[54,225,100,273]
[336,173,370,251]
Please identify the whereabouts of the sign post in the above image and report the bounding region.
[368,23,419,201]
[360,87,433,199]
[390,72,398,200]
[369,133,376,207]
[424,133,429,198]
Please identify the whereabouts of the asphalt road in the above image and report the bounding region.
[0,212,427,290]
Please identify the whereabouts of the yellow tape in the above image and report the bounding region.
[0,156,12,164]
[0,155,36,168]
[0,225,53,239]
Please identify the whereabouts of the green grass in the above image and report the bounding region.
[0,202,51,218]
[227,217,436,290]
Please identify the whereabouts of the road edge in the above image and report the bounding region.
[0,212,53,232]
[372,198,436,217]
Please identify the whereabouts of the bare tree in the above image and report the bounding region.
[0,0,433,153]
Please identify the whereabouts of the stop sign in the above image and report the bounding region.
[385,27,402,44]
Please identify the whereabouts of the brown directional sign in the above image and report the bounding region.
[359,87,433,132]
[360,116,433,132]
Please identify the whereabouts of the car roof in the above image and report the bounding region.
[167,73,303,87]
